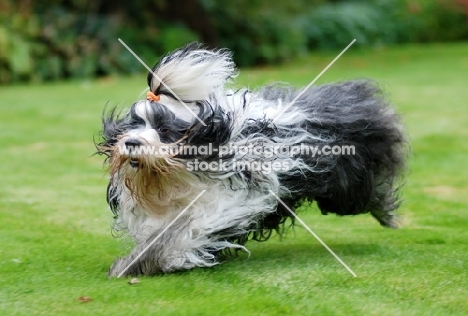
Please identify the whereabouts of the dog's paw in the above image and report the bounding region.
[108,256,162,277]
[108,257,132,277]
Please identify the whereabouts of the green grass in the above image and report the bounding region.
[1,43,467,315]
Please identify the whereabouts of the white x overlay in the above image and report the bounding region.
[116,190,207,278]
[115,38,358,278]
[269,190,357,277]
[118,38,207,126]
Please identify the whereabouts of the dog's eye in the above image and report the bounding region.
[158,127,169,134]
[130,117,145,127]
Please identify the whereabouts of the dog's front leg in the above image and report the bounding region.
[108,220,199,277]
[108,240,165,277]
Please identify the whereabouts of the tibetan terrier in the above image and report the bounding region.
[96,43,407,277]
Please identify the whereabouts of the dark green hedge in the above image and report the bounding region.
[0,0,467,83]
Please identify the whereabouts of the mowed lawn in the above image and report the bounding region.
[1,43,467,315]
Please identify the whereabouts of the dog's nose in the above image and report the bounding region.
[125,139,142,148]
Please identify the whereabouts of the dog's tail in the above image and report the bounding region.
[261,80,408,227]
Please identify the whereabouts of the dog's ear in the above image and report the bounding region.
[147,43,237,102]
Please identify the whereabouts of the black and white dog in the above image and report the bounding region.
[96,43,407,277]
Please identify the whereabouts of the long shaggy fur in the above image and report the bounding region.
[96,43,408,277]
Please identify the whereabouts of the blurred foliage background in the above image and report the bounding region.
[0,0,467,84]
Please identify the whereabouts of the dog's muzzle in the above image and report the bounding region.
[125,139,142,168]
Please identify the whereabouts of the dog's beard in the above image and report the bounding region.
[104,142,198,215]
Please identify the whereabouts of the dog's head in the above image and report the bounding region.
[96,43,236,209]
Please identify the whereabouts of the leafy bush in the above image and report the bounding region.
[0,0,467,83]
[301,0,468,51]
[199,0,314,66]
[302,2,390,50]
[0,1,199,84]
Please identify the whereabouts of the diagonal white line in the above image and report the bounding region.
[117,190,207,278]
[118,38,207,127]
[271,39,356,125]
[268,190,357,277]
